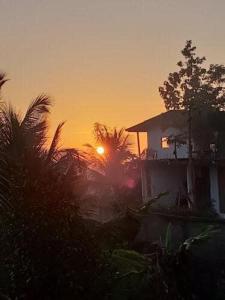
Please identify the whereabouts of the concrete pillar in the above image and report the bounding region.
[141,162,148,203]
[209,165,220,214]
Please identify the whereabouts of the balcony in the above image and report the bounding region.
[141,147,224,162]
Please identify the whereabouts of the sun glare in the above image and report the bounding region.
[96,146,105,155]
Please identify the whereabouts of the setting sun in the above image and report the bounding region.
[96,146,105,155]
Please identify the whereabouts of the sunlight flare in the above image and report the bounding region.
[96,146,105,155]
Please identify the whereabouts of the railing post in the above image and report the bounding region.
[137,132,141,158]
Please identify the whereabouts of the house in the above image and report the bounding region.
[126,110,225,216]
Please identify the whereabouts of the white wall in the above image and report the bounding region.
[209,165,220,214]
[147,127,188,159]
[148,163,187,206]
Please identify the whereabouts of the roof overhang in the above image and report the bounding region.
[126,110,186,132]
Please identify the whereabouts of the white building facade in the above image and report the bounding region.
[127,110,225,216]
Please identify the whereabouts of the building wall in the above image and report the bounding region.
[147,163,187,206]
[209,165,220,214]
[218,166,225,214]
[147,127,188,159]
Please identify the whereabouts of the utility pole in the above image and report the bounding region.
[187,106,194,207]
[136,132,147,202]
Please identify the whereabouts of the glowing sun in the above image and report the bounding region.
[96,146,105,155]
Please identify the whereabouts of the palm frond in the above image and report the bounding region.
[0,73,9,90]
[0,104,21,149]
[54,148,85,176]
[83,143,95,150]
[85,123,135,187]
[47,121,65,162]
[20,95,51,152]
[21,95,51,130]
[0,156,11,210]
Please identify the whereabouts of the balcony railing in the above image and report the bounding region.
[141,147,225,161]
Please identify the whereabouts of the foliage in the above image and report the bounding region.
[85,123,136,182]
[0,95,100,299]
[0,72,224,299]
[95,214,140,249]
[158,41,225,160]
[84,123,141,219]
[106,225,220,300]
[178,225,219,251]
[0,96,85,210]
[159,40,225,156]
[159,40,225,111]
[128,192,168,219]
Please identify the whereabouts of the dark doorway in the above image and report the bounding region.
[195,166,211,210]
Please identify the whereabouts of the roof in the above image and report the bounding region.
[126,110,187,132]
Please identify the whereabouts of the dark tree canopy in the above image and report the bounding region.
[159,40,225,111]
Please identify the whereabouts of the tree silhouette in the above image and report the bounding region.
[159,40,225,111]
[0,90,98,298]
[84,123,139,217]
[85,123,135,187]
[0,95,84,210]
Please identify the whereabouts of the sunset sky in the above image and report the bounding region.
[0,0,225,152]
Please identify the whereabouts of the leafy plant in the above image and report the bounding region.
[179,225,219,252]
[105,224,220,300]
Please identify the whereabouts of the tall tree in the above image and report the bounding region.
[159,40,225,111]
[0,95,83,210]
[159,40,225,206]
[84,123,138,214]
[0,95,97,299]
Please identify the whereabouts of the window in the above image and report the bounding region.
[161,137,169,149]
[210,143,216,152]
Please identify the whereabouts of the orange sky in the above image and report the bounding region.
[0,0,225,153]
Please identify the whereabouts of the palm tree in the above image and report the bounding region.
[83,123,139,220]
[0,95,83,210]
[0,96,98,299]
[85,122,135,186]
